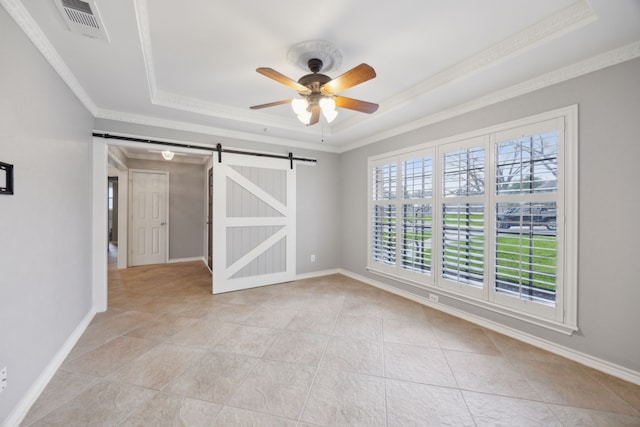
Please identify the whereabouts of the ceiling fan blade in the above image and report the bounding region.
[335,96,379,114]
[256,68,311,94]
[249,99,293,110]
[308,104,320,126]
[321,63,376,95]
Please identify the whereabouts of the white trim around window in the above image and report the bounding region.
[367,105,578,335]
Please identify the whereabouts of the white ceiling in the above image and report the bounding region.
[5,0,640,152]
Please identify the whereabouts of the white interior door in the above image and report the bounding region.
[130,170,168,266]
[212,153,296,293]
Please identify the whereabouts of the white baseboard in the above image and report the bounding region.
[296,268,341,281]
[2,308,96,427]
[168,256,206,264]
[337,268,640,387]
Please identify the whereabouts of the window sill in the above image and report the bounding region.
[366,267,578,336]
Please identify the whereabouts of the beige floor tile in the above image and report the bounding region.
[164,319,233,348]
[241,306,300,329]
[90,308,125,326]
[515,359,638,415]
[107,343,204,390]
[125,296,188,314]
[383,316,439,348]
[65,311,156,360]
[301,368,386,426]
[381,297,430,322]
[260,293,314,311]
[385,379,474,426]
[209,324,280,357]
[202,303,260,323]
[33,256,638,427]
[21,370,100,426]
[463,391,563,426]
[320,336,384,376]
[585,368,640,414]
[263,330,329,366]
[550,404,640,427]
[285,310,337,335]
[29,380,156,427]
[119,392,222,427]
[332,314,383,341]
[62,336,157,377]
[485,330,572,364]
[432,321,501,355]
[227,359,316,419]
[384,342,457,387]
[297,294,345,315]
[445,351,540,400]
[210,406,298,426]
[169,299,225,319]
[341,296,384,319]
[125,314,201,341]
[164,351,258,404]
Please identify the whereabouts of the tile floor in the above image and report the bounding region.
[21,248,640,426]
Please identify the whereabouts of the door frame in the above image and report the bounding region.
[128,169,170,266]
[92,137,213,312]
[207,166,213,271]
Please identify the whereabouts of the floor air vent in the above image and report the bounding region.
[54,0,109,41]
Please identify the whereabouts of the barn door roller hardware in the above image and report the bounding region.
[93,133,316,169]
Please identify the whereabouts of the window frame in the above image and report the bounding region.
[366,105,578,334]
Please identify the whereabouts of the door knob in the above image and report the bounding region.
[160,222,166,226]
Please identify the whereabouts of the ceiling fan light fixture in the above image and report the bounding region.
[291,98,309,115]
[322,108,338,123]
[319,96,336,113]
[297,112,312,125]
[161,150,175,160]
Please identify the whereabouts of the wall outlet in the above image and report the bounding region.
[428,294,439,303]
[0,366,6,393]
[310,254,316,263]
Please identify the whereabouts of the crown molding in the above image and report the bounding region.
[95,109,340,153]
[1,0,98,115]
[133,0,597,137]
[133,0,319,135]
[334,0,597,132]
[153,90,313,133]
[339,40,640,153]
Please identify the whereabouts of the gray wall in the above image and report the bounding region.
[0,7,94,424]
[94,119,342,274]
[340,57,640,373]
[127,159,206,260]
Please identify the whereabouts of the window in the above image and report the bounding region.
[367,106,577,333]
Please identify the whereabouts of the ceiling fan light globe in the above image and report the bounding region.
[291,98,309,115]
[322,109,338,123]
[297,111,312,124]
[319,96,336,113]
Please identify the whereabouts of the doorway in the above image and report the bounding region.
[107,177,118,244]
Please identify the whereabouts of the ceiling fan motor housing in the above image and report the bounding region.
[297,59,332,94]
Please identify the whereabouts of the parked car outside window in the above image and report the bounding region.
[497,206,557,231]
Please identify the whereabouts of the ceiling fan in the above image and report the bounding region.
[250,58,379,126]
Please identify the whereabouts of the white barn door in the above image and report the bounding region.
[212,153,296,293]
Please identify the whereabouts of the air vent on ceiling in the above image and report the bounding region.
[54,0,109,42]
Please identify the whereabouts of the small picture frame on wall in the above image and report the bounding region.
[0,161,14,195]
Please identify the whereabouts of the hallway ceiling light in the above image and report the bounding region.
[161,150,174,160]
